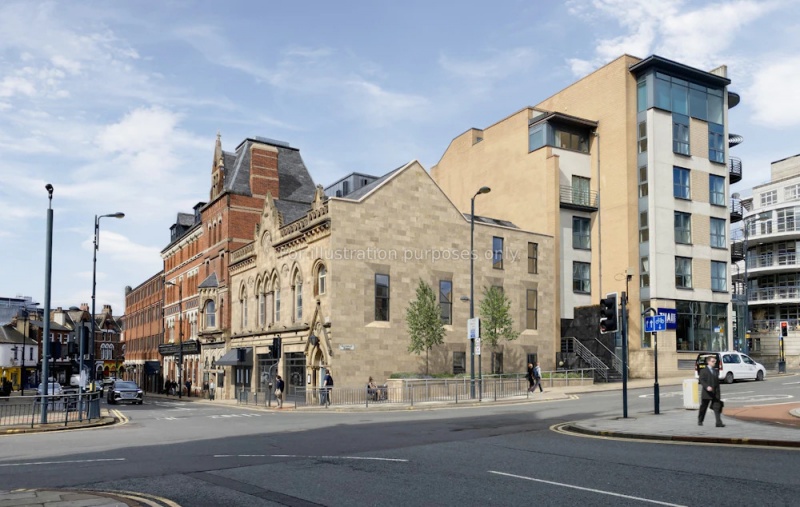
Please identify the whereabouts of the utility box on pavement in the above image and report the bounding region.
[683,378,700,409]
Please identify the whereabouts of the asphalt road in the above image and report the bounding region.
[1,376,798,506]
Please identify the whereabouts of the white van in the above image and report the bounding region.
[695,351,767,384]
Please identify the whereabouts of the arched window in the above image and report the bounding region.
[240,285,248,329]
[316,264,327,296]
[293,270,303,322]
[274,277,281,323]
[258,279,266,328]
[204,300,216,328]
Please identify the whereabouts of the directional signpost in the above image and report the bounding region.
[644,313,667,414]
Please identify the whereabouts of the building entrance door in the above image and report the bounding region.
[284,352,305,402]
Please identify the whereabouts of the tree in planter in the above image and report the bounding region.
[479,286,518,373]
[406,279,445,375]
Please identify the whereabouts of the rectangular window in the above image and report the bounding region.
[572,216,591,250]
[573,262,591,294]
[785,184,800,201]
[761,190,777,207]
[639,210,649,243]
[712,261,727,292]
[258,293,265,327]
[527,242,538,274]
[529,124,545,151]
[453,352,466,375]
[674,212,692,244]
[492,237,504,269]
[439,280,452,325]
[638,165,648,197]
[710,218,726,248]
[375,274,390,321]
[640,257,650,288]
[708,123,725,163]
[777,209,796,233]
[673,113,690,155]
[655,73,671,109]
[526,289,538,330]
[572,176,591,206]
[638,121,647,153]
[637,79,647,112]
[673,167,690,199]
[709,174,725,206]
[689,83,708,121]
[555,129,588,152]
[676,257,693,289]
[708,88,724,124]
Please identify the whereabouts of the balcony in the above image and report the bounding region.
[728,90,741,109]
[729,133,744,148]
[730,241,744,262]
[752,319,800,334]
[730,198,743,223]
[749,285,800,305]
[729,156,742,184]
[559,185,598,212]
[746,252,800,275]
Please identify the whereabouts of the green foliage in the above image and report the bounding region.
[406,279,446,375]
[479,286,518,373]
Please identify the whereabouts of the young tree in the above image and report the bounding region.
[479,286,518,373]
[406,279,445,375]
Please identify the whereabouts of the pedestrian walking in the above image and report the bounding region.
[698,355,725,427]
[526,363,535,392]
[275,375,285,408]
[531,362,543,393]
[321,369,333,407]
[185,379,192,397]
[164,379,170,396]
[209,379,216,401]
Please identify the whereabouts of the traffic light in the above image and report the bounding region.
[781,321,789,337]
[272,336,282,359]
[599,292,618,334]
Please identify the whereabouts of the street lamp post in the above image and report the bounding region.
[470,186,491,399]
[41,184,54,423]
[165,280,183,399]
[91,212,125,388]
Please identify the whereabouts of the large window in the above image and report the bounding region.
[708,123,725,163]
[573,262,591,294]
[240,290,248,329]
[526,289,538,330]
[674,212,692,244]
[785,184,800,201]
[710,218,726,248]
[673,167,690,199]
[709,175,725,206]
[761,190,777,206]
[652,72,723,124]
[258,289,265,328]
[572,176,591,206]
[492,237,504,269]
[673,113,690,155]
[555,128,588,152]
[204,300,216,329]
[527,242,538,274]
[777,208,797,233]
[316,265,327,296]
[375,274,390,321]
[439,280,452,325]
[293,272,303,323]
[572,217,591,250]
[712,261,727,292]
[676,257,693,289]
[676,300,728,352]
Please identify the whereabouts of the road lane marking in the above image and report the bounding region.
[213,454,408,462]
[489,470,686,506]
[783,381,800,385]
[0,458,125,467]
[722,394,793,403]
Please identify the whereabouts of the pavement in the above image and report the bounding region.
[2,373,798,505]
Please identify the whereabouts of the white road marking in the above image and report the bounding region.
[0,458,125,468]
[783,381,800,385]
[214,454,408,462]
[489,470,686,506]
[722,394,793,403]
[638,392,683,399]
[209,413,263,419]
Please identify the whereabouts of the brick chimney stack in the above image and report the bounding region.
[80,303,89,312]
[249,142,280,198]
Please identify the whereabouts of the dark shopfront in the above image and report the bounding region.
[158,340,201,394]
[284,352,306,394]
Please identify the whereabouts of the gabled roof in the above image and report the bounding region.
[275,200,312,226]
[339,165,406,201]
[198,273,219,288]
[30,320,72,332]
[0,324,37,345]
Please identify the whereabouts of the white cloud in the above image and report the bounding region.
[748,56,800,127]
[81,230,161,266]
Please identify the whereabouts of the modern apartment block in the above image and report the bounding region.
[735,154,800,367]
[432,54,742,377]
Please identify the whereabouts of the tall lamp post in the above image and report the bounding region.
[470,186,491,399]
[91,212,125,388]
[41,184,54,423]
[165,280,183,399]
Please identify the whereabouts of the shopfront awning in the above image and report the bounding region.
[215,347,253,366]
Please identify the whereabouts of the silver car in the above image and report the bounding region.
[106,380,143,405]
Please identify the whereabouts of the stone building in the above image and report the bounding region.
[225,160,555,397]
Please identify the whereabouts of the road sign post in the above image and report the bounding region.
[644,311,666,414]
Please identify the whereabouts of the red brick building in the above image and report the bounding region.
[122,271,164,392]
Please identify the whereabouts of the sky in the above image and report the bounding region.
[1,0,798,318]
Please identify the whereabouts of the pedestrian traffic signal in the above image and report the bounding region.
[272,336,282,359]
[599,292,618,334]
[781,321,789,337]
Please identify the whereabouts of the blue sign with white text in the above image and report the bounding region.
[645,315,667,333]
[657,308,677,329]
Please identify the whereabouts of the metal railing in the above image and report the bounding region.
[752,319,800,333]
[728,156,742,181]
[750,285,800,302]
[746,253,799,269]
[570,338,610,380]
[559,186,599,209]
[0,392,102,428]
[231,371,596,408]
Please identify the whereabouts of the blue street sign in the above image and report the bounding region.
[645,315,667,333]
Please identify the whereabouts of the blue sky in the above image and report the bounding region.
[1,0,798,316]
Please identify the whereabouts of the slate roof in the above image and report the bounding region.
[223,139,316,204]
[0,324,36,345]
[30,320,72,332]
[198,273,219,288]
[275,200,312,226]
[177,213,195,227]
[340,164,407,201]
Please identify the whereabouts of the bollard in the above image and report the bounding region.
[682,378,700,409]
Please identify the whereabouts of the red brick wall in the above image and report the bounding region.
[249,145,280,198]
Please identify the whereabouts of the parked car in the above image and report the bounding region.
[106,380,143,405]
[695,351,766,383]
[36,381,64,398]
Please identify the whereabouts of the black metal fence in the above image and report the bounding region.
[0,392,102,428]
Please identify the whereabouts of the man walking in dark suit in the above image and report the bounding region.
[698,355,725,427]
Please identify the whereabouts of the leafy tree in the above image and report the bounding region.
[479,286,518,373]
[406,279,445,375]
